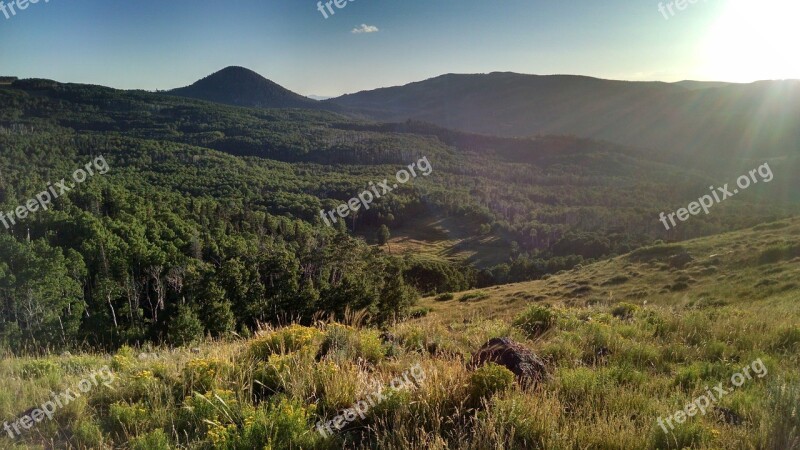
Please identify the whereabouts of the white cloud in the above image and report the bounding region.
[351,24,379,34]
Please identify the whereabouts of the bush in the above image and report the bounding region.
[407,306,432,318]
[236,396,319,449]
[434,292,454,301]
[108,401,152,437]
[758,243,800,265]
[253,353,296,394]
[602,275,629,286]
[513,305,556,338]
[72,419,105,448]
[183,358,231,393]
[130,429,171,450]
[470,363,515,399]
[248,324,322,360]
[459,291,490,302]
[20,359,60,379]
[318,323,385,364]
[611,302,639,320]
[110,346,135,372]
[178,389,243,440]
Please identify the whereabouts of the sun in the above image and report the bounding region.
[699,0,800,81]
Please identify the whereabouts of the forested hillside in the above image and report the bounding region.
[330,72,800,163]
[0,79,797,353]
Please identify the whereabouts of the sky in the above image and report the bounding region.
[1,0,798,97]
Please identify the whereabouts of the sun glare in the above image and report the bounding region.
[699,0,800,81]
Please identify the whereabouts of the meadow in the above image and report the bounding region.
[2,217,799,449]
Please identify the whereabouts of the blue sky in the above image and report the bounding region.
[0,0,797,96]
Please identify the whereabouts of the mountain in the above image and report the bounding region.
[328,72,800,163]
[168,66,320,109]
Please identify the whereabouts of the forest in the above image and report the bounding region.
[0,80,797,353]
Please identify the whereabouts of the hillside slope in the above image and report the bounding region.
[3,217,799,449]
[330,73,800,163]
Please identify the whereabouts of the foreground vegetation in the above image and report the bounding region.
[3,218,799,449]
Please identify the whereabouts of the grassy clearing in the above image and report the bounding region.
[3,218,800,449]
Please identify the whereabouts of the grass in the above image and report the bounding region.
[3,217,800,449]
[369,214,513,269]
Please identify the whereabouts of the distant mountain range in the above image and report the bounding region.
[165,67,800,162]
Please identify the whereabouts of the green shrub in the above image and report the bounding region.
[72,418,105,449]
[407,306,432,318]
[111,345,136,372]
[435,292,454,301]
[130,429,171,450]
[108,401,152,437]
[602,275,629,286]
[459,291,490,302]
[183,358,231,393]
[236,396,319,449]
[248,324,322,360]
[611,302,639,320]
[318,323,385,364]
[758,243,800,265]
[178,389,244,441]
[20,359,60,379]
[470,363,515,399]
[253,353,296,394]
[513,305,556,339]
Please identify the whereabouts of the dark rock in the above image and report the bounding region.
[426,341,439,355]
[669,252,694,269]
[596,346,612,358]
[715,406,743,425]
[470,337,548,385]
[379,331,397,344]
